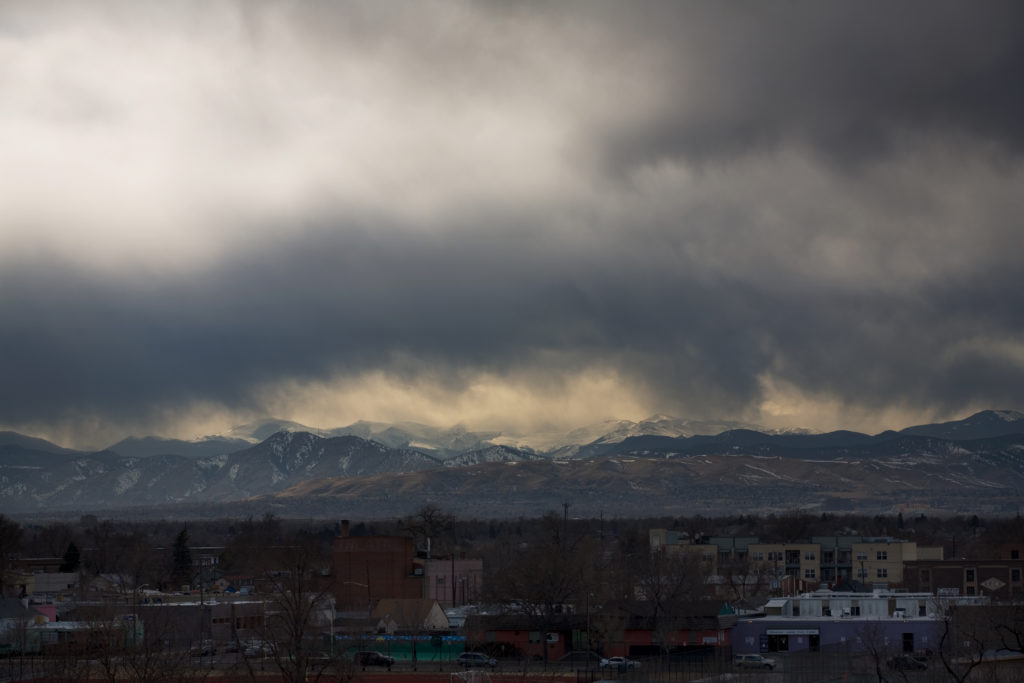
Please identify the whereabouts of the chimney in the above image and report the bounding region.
[340,520,350,538]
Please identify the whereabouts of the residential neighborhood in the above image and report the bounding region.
[1,511,1023,680]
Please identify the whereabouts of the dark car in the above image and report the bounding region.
[356,651,395,667]
[457,652,498,669]
[888,655,927,671]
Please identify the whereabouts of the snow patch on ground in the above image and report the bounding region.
[198,453,229,470]
[743,464,783,479]
[115,469,140,495]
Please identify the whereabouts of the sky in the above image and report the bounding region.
[2,1,1023,449]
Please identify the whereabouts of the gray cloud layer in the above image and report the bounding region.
[2,1,1023,445]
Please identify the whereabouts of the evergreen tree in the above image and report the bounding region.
[171,527,192,586]
[0,515,22,563]
[59,541,80,572]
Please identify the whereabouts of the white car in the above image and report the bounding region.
[600,656,640,670]
[734,653,776,670]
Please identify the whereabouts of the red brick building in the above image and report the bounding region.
[334,523,423,612]
[904,558,1024,599]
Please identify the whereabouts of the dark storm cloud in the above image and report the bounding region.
[595,1,1024,171]
[4,208,1023,432]
[2,0,1024,443]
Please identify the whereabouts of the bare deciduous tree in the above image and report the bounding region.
[248,535,337,683]
[404,503,456,557]
[484,512,594,662]
[628,546,705,652]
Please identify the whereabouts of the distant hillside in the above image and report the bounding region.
[900,409,1024,440]
[0,431,78,455]
[273,438,1024,518]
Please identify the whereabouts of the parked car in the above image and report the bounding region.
[356,651,395,667]
[734,653,777,670]
[244,640,272,657]
[457,652,498,669]
[600,656,641,670]
[887,655,928,671]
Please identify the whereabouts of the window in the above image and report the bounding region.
[792,603,800,616]
[805,551,816,561]
[856,551,867,561]
[1012,569,1021,582]
[966,569,976,582]
[1012,550,1020,560]
[877,568,888,578]
[752,551,764,561]
[877,551,888,561]
[850,603,861,616]
[805,569,816,579]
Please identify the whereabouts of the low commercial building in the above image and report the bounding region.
[732,590,984,656]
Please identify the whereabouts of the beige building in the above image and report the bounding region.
[651,531,943,591]
[851,540,913,585]
[749,543,823,585]
[649,529,719,574]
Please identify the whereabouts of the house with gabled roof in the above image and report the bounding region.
[371,598,449,632]
[0,598,49,653]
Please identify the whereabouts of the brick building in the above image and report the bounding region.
[904,558,1024,599]
[333,522,423,612]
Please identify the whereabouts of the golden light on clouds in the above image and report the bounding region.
[755,373,969,436]
[260,366,653,440]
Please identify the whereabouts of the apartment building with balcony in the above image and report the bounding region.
[650,531,943,591]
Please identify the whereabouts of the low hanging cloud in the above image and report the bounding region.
[1,1,1023,447]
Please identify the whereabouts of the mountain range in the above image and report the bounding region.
[1,410,1023,519]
